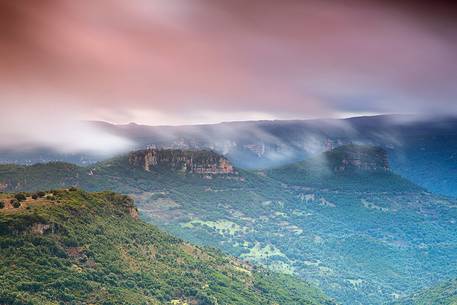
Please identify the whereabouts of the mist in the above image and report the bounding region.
[1,1,457,157]
[0,102,133,156]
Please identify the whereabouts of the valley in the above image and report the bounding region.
[3,1,456,304]
[1,145,456,304]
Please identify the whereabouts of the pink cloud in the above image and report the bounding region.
[0,0,456,126]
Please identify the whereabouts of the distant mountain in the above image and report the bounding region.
[2,114,456,197]
[94,115,457,197]
[316,144,390,172]
[267,145,419,193]
[1,146,456,304]
[0,189,334,305]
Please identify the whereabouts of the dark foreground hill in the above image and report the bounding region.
[0,189,334,305]
[1,146,456,304]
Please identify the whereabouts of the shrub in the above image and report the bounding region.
[10,198,21,208]
[37,191,46,198]
[32,194,38,200]
[14,193,27,202]
[69,187,78,192]
[46,195,56,201]
[0,201,4,209]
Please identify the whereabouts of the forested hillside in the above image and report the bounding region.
[0,189,334,305]
[392,279,457,305]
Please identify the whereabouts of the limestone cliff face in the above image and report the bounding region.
[326,144,389,172]
[127,206,139,219]
[31,223,51,235]
[128,149,235,174]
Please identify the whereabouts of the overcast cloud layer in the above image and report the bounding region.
[0,0,456,152]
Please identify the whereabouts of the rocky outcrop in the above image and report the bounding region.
[31,223,53,235]
[0,182,8,191]
[327,144,389,172]
[128,149,235,175]
[128,206,139,220]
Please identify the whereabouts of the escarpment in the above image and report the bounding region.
[128,149,235,174]
[325,144,389,172]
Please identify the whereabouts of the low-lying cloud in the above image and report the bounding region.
[0,0,456,153]
[0,101,133,155]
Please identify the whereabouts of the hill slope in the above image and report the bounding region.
[392,279,457,305]
[1,146,456,304]
[0,189,334,305]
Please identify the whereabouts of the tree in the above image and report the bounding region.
[10,198,21,208]
[15,193,27,202]
[0,201,4,209]
[37,191,46,198]
[32,194,38,200]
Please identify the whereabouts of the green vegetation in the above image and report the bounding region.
[1,145,456,304]
[0,189,334,305]
[10,198,21,208]
[182,219,246,236]
[14,193,27,202]
[393,279,457,305]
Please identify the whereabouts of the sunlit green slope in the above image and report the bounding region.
[0,189,334,305]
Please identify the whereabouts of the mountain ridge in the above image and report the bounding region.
[2,114,456,197]
[128,149,235,174]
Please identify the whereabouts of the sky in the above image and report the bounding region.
[0,0,456,152]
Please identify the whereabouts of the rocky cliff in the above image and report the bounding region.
[325,144,389,172]
[128,149,235,174]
